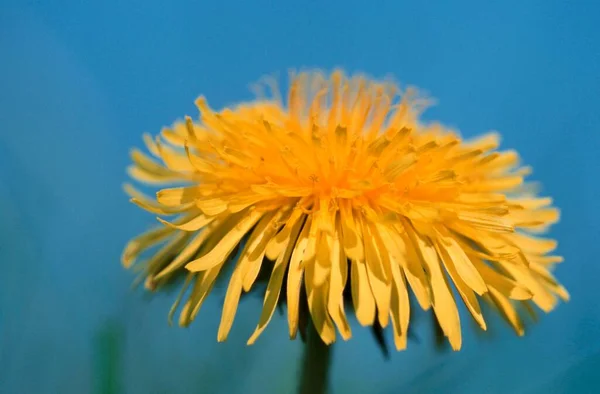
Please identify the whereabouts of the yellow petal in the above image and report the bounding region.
[183,115,205,143]
[247,215,304,344]
[158,213,216,231]
[228,191,277,213]
[350,259,376,326]
[121,226,173,268]
[467,176,524,193]
[455,193,506,205]
[361,219,392,327]
[127,166,178,185]
[161,127,187,146]
[312,233,331,287]
[529,263,570,301]
[184,142,215,173]
[529,255,564,265]
[456,211,514,233]
[410,227,462,350]
[391,223,431,310]
[339,200,365,261]
[178,273,203,326]
[240,210,285,291]
[508,197,553,210]
[154,226,217,280]
[252,184,313,198]
[486,288,524,336]
[315,197,335,234]
[157,186,199,206]
[156,138,196,172]
[168,273,194,325]
[478,150,520,172]
[498,256,557,312]
[389,253,410,350]
[300,216,320,268]
[436,241,486,330]
[327,228,351,340]
[507,233,557,255]
[130,198,192,216]
[287,217,310,338]
[124,183,172,208]
[464,132,500,152]
[143,132,161,157]
[179,265,221,326]
[378,127,411,165]
[451,223,520,258]
[305,262,336,344]
[185,209,263,272]
[384,153,417,181]
[510,208,560,229]
[217,269,244,342]
[125,182,194,215]
[437,232,487,295]
[144,232,191,279]
[178,222,232,327]
[265,208,304,260]
[472,258,532,300]
[196,197,229,216]
[130,148,175,177]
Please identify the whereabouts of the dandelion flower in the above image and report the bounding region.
[122,70,568,350]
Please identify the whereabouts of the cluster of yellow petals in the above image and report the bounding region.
[122,70,568,350]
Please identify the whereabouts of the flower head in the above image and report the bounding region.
[122,70,568,350]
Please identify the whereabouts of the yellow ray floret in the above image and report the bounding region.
[122,70,568,350]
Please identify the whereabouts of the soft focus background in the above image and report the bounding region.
[1,1,599,393]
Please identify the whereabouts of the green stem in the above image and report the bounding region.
[298,323,333,394]
[93,321,123,394]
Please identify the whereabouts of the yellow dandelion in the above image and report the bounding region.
[122,70,568,350]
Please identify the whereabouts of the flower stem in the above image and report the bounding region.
[298,322,332,394]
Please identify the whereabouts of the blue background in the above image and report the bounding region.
[1,1,599,393]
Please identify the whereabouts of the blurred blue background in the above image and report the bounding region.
[1,0,599,393]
